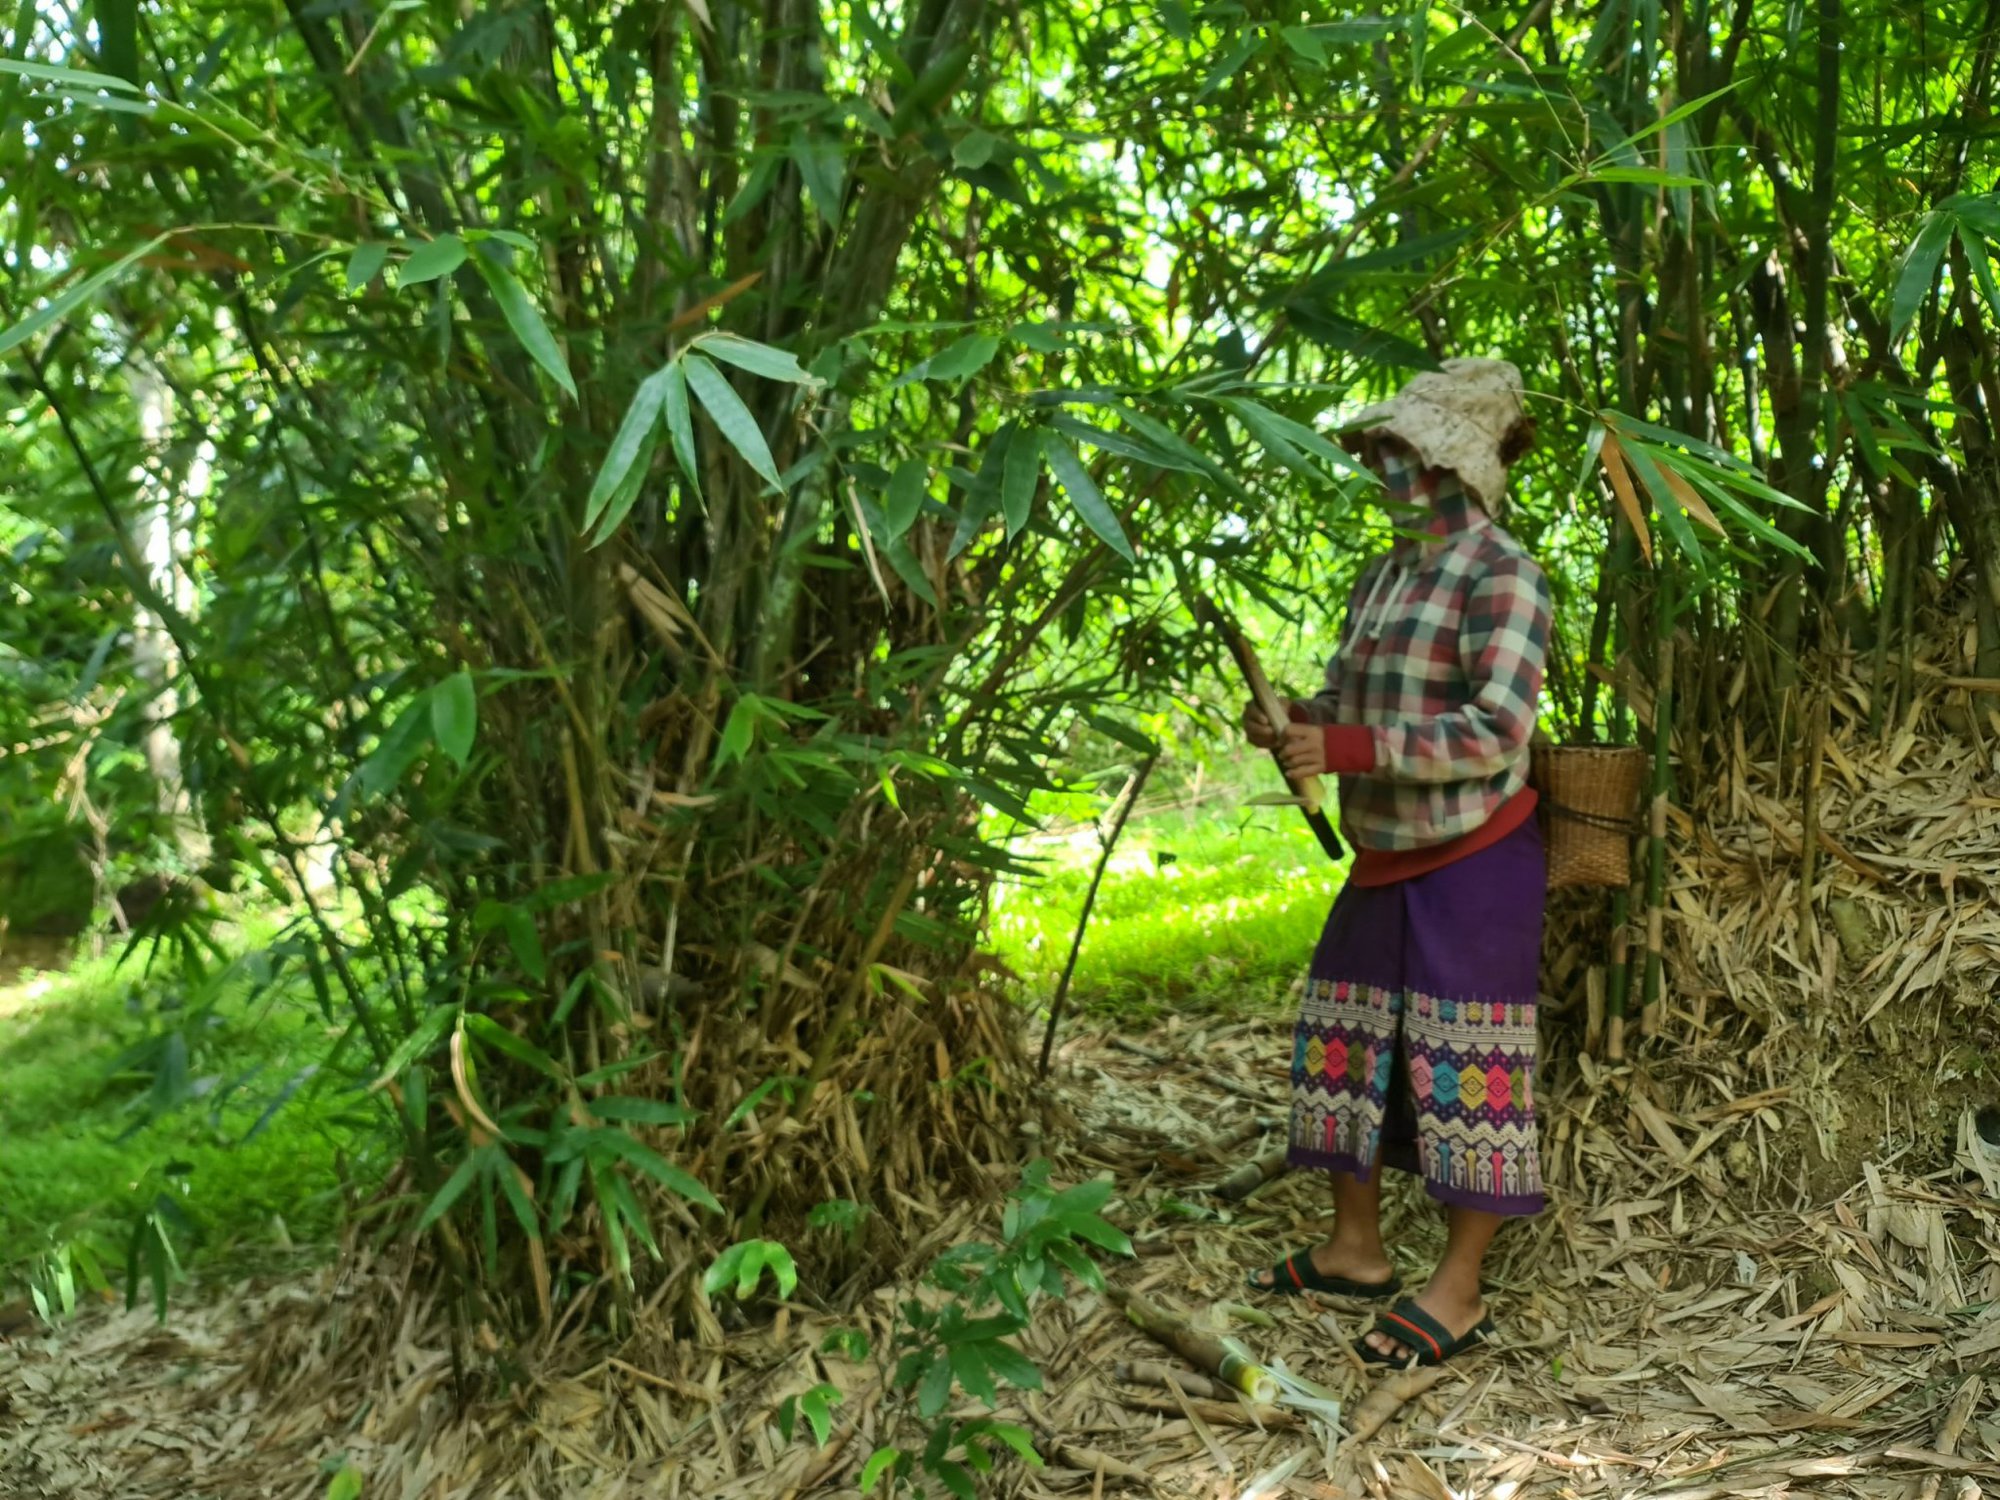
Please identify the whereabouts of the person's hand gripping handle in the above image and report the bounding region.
[1198,595,1344,862]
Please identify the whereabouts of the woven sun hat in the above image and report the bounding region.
[1339,357,1535,514]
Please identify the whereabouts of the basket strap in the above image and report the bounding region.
[1544,799,1638,834]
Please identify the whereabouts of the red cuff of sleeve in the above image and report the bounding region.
[1321,724,1377,774]
[1285,701,1310,724]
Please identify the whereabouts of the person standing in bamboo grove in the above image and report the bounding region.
[1243,358,1551,1368]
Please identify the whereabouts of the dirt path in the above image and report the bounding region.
[4,1026,1998,1499]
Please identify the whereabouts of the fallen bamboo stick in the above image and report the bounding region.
[1914,1377,1986,1500]
[1043,1438,1154,1487]
[1213,1146,1288,1201]
[1318,1310,1374,1379]
[1116,1359,1221,1400]
[1117,1390,1297,1429]
[1198,1116,1278,1157]
[1111,1288,1281,1402]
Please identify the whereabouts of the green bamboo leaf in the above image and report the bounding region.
[366,1003,459,1090]
[925,333,1001,382]
[0,233,170,358]
[1622,441,1702,563]
[417,1150,483,1233]
[472,258,577,400]
[1042,436,1134,561]
[398,234,468,287]
[325,1465,364,1500]
[474,899,547,982]
[697,332,823,386]
[662,363,700,495]
[1665,458,1813,560]
[596,1130,722,1212]
[723,155,780,225]
[886,459,928,541]
[859,1450,902,1494]
[790,135,846,226]
[0,58,144,91]
[981,1343,1044,1392]
[1284,306,1439,370]
[493,1153,541,1242]
[1047,412,1202,472]
[683,353,783,490]
[1569,165,1707,189]
[916,1352,954,1417]
[461,1013,560,1077]
[954,130,1000,168]
[590,1096,698,1127]
[1603,81,1744,158]
[800,1385,839,1448]
[1001,428,1041,539]
[1199,31,1263,92]
[429,671,477,768]
[716,697,759,766]
[600,1167,661,1260]
[588,457,649,548]
[1221,397,1368,479]
[883,532,940,606]
[1215,397,1319,481]
[359,698,431,795]
[1298,229,1470,291]
[345,244,389,293]
[586,371,670,528]
[1890,211,1953,338]
[951,1343,998,1407]
[1959,225,2000,328]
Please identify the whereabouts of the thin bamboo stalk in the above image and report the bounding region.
[1799,675,1828,943]
[1641,561,1677,1036]
[1039,755,1156,1078]
[1605,885,1631,1062]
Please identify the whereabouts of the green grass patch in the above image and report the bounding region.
[993,785,1342,1023]
[0,933,389,1295]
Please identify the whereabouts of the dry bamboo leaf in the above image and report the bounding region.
[1658,461,1726,535]
[1599,431,1654,562]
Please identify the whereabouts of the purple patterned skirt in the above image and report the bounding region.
[1287,817,1547,1216]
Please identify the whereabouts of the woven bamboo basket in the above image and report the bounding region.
[1529,744,1646,890]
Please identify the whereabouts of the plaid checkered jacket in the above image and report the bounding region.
[1294,466,1551,852]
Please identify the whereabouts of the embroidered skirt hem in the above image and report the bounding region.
[1286,817,1547,1220]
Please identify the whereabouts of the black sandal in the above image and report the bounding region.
[1247,1251,1401,1300]
[1356,1298,1494,1367]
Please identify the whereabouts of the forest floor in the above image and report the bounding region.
[3,1016,1997,1500]
[9,688,2000,1498]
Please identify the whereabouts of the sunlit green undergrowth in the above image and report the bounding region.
[992,786,1344,1023]
[0,930,389,1294]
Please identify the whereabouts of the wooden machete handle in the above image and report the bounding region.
[1196,594,1344,860]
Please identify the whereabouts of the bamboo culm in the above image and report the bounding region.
[1641,561,1678,1032]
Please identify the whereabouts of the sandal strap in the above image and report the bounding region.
[1374,1300,1457,1361]
[1262,1252,1398,1298]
